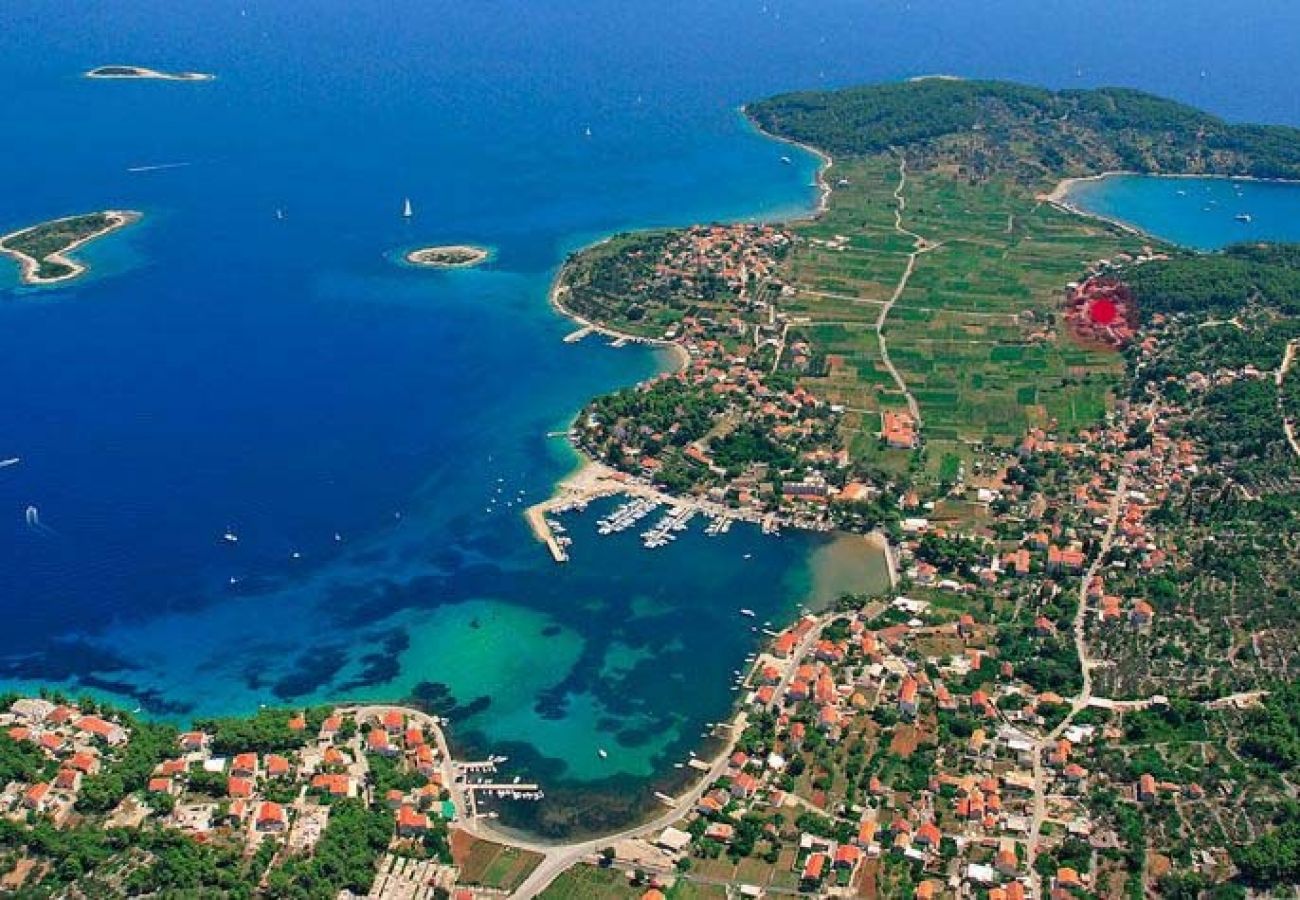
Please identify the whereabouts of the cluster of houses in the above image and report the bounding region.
[648,224,792,306]
[1,700,452,857]
[642,437,1213,900]
[1,697,127,823]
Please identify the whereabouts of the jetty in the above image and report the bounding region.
[525,506,569,563]
[563,326,593,343]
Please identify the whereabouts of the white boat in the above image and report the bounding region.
[597,748,608,759]
[779,155,792,165]
[222,530,239,543]
[402,197,413,218]
[1235,213,1252,223]
[584,126,593,138]
[739,608,756,617]
[0,458,19,468]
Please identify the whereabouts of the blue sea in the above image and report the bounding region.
[1066,173,1300,250]
[4,0,1300,833]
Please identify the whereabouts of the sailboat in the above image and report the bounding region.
[402,197,413,219]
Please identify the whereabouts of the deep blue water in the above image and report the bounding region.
[3,0,1300,815]
[1066,174,1300,250]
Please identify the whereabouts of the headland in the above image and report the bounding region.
[404,244,492,269]
[85,65,215,82]
[510,79,1300,897]
[0,210,141,285]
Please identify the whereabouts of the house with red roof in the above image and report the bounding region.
[311,773,353,797]
[67,751,98,774]
[415,744,438,778]
[731,772,759,799]
[24,782,52,812]
[256,801,287,832]
[801,852,828,887]
[231,753,258,778]
[397,805,430,837]
[74,715,127,746]
[367,729,398,756]
[898,677,919,717]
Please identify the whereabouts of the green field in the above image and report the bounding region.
[538,864,646,899]
[786,156,1146,466]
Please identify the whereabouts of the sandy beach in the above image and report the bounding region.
[0,210,141,286]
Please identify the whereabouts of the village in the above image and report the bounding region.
[547,376,1274,899]
[566,222,914,543]
[0,697,557,898]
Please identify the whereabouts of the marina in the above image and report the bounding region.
[639,505,695,549]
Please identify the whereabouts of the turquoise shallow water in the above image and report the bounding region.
[4,0,1300,835]
[1065,173,1300,250]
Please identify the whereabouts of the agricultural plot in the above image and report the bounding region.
[782,157,1148,465]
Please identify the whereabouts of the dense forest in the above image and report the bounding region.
[1125,243,1300,318]
[746,80,1300,182]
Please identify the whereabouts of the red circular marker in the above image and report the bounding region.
[1088,297,1119,326]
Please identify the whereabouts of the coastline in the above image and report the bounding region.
[533,103,839,522]
[740,104,835,221]
[0,210,142,286]
[1044,169,1300,243]
[508,110,898,854]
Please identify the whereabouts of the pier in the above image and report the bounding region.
[562,326,593,343]
[524,506,568,563]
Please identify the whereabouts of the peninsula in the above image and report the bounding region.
[0,210,141,285]
[5,80,1300,899]
[85,65,215,82]
[518,79,1300,898]
[404,244,491,269]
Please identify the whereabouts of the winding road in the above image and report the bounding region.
[873,153,939,426]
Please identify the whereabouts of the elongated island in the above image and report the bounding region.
[404,244,491,269]
[0,210,141,285]
[85,65,215,82]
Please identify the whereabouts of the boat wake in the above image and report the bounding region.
[24,505,57,536]
[127,161,193,173]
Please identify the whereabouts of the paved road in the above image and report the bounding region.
[1026,474,1127,894]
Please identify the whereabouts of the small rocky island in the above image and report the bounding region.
[404,245,491,269]
[85,65,215,82]
[0,211,141,285]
